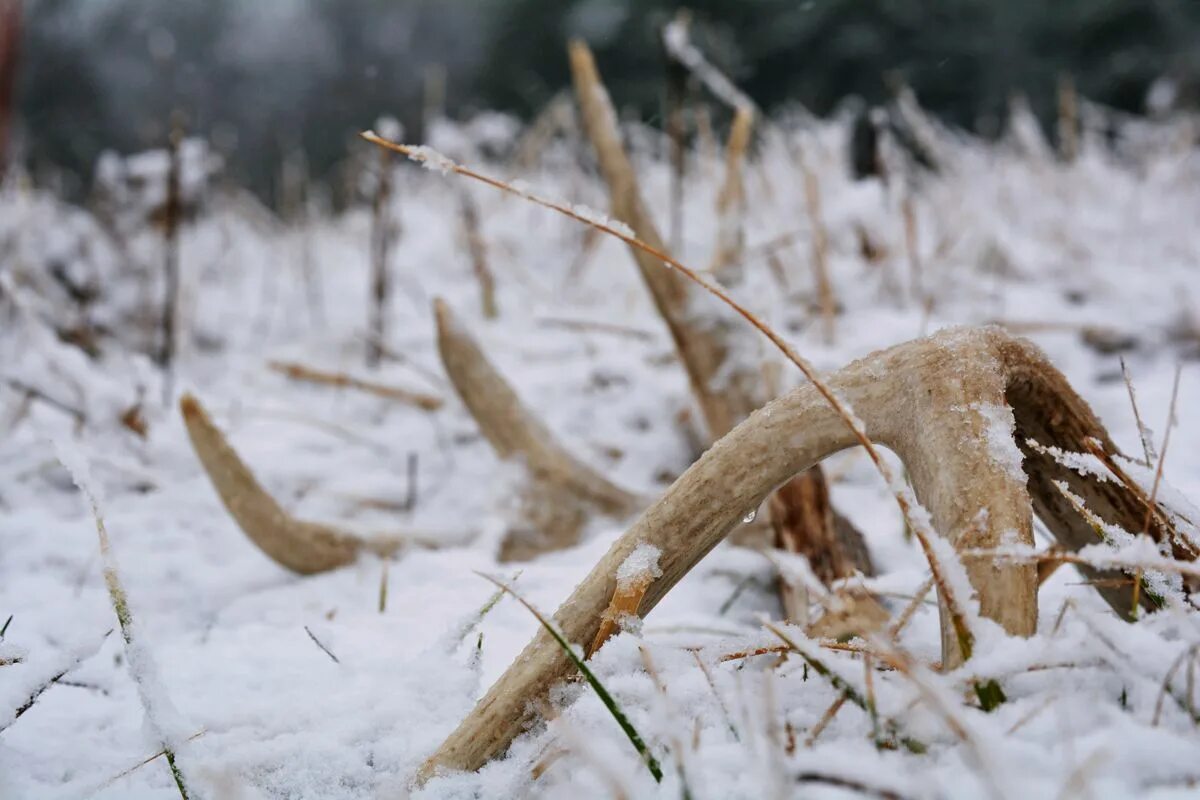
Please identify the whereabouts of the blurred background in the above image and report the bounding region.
[7,0,1200,204]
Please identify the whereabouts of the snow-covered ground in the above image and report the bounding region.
[1,108,1199,799]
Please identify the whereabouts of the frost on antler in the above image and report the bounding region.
[418,327,1193,779]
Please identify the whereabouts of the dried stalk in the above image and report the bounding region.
[1119,358,1156,466]
[1057,73,1079,163]
[180,394,404,573]
[269,360,443,411]
[802,160,836,343]
[564,41,859,616]
[709,105,753,284]
[568,39,760,439]
[158,115,183,405]
[367,144,396,367]
[662,10,689,254]
[459,190,498,319]
[769,468,874,623]
[434,298,642,534]
[901,194,923,307]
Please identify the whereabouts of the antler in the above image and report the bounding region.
[569,38,867,609]
[418,327,1191,779]
[434,299,643,520]
[181,395,407,573]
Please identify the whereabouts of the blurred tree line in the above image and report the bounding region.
[14,0,1200,202]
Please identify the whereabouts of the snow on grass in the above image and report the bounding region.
[1,108,1199,798]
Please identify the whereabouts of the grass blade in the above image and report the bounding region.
[474,571,663,782]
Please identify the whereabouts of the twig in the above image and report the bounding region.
[901,194,922,307]
[709,106,753,284]
[304,625,341,664]
[1057,73,1079,163]
[459,189,498,318]
[764,621,924,754]
[367,140,396,368]
[662,11,689,254]
[888,577,935,639]
[689,649,739,740]
[802,160,836,343]
[268,360,443,411]
[1119,358,1156,466]
[158,114,183,406]
[3,378,85,426]
[378,559,389,613]
[795,772,911,800]
[2,631,110,731]
[804,694,846,747]
[93,730,207,792]
[537,317,655,341]
[1140,365,1182,540]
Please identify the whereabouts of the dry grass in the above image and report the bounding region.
[268,359,443,411]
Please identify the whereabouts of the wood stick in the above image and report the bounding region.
[709,105,753,284]
[158,114,183,404]
[662,10,690,255]
[802,160,836,344]
[459,190,498,319]
[268,360,443,411]
[367,143,395,367]
[569,39,762,439]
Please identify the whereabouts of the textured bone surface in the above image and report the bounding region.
[434,298,642,522]
[419,326,1183,779]
[180,394,362,574]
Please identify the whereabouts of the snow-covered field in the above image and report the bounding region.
[2,105,1199,799]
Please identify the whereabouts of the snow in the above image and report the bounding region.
[969,401,1027,484]
[567,203,635,239]
[2,108,1200,798]
[405,144,458,175]
[615,543,662,590]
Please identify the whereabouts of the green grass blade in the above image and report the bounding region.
[475,572,663,782]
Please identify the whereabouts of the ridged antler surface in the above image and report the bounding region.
[181,395,405,573]
[434,298,642,519]
[419,327,1190,779]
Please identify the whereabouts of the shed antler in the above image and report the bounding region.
[180,395,407,573]
[568,40,867,602]
[434,299,641,518]
[419,327,1193,779]
[434,299,643,559]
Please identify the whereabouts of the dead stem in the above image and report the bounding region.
[269,360,443,410]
